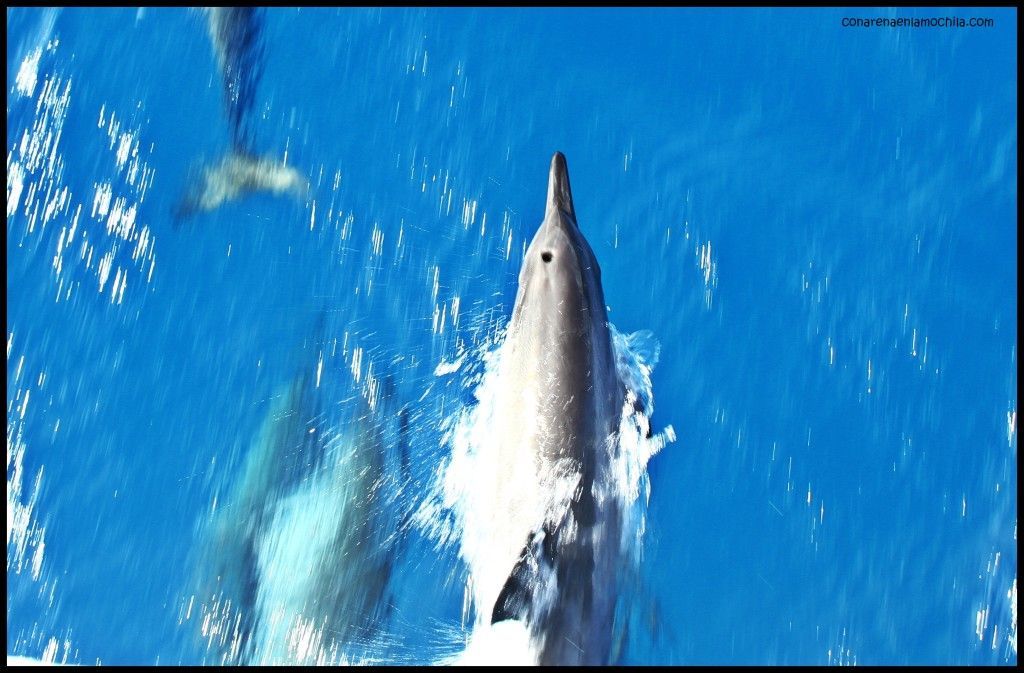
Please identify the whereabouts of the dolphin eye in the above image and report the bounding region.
[541,251,553,263]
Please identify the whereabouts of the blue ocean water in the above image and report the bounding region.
[6,7,1017,666]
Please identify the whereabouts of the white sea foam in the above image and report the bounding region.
[444,619,537,666]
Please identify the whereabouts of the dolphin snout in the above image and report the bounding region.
[546,151,576,221]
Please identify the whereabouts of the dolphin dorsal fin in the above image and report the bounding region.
[491,527,558,624]
[492,555,531,624]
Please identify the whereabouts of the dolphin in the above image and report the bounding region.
[199,337,399,665]
[485,152,625,665]
[176,7,307,219]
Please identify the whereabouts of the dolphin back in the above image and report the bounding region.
[206,7,264,150]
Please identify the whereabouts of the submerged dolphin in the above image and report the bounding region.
[176,8,307,219]
[200,343,398,664]
[486,152,625,665]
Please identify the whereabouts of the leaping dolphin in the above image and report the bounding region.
[176,8,307,219]
[485,152,625,665]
